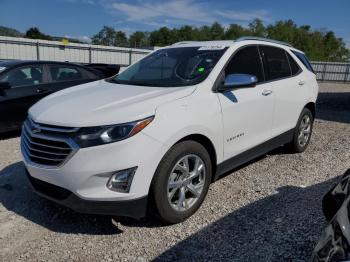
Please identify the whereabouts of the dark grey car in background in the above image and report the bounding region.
[0,60,119,133]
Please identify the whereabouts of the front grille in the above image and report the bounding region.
[21,118,79,167]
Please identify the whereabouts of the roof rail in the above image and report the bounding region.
[172,41,199,46]
[235,37,293,47]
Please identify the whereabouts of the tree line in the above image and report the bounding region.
[0,26,85,44]
[1,19,349,62]
[91,19,349,62]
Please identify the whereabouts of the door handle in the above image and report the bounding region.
[298,80,306,86]
[262,89,273,96]
[35,88,48,93]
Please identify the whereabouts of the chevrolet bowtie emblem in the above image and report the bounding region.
[31,125,41,133]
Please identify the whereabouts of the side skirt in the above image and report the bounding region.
[215,129,294,180]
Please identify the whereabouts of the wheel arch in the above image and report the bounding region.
[304,102,316,120]
[176,134,218,181]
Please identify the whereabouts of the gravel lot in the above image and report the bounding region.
[0,83,349,261]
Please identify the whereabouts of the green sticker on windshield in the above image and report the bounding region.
[197,67,205,73]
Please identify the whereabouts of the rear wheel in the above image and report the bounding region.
[150,141,212,224]
[289,108,313,153]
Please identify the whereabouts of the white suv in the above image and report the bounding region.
[21,37,318,224]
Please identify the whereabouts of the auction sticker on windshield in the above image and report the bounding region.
[198,46,226,50]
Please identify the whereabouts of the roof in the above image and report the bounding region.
[0,60,87,67]
[0,60,90,70]
[171,37,303,53]
[235,37,292,47]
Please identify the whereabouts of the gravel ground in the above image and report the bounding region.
[0,83,349,262]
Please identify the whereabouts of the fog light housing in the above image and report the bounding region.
[106,167,137,193]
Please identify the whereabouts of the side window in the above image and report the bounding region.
[292,50,314,73]
[49,65,83,82]
[80,68,100,80]
[261,46,291,80]
[286,52,301,76]
[225,46,264,82]
[1,66,43,88]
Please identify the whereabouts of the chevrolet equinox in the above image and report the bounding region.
[21,37,318,224]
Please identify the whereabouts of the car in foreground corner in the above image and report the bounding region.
[312,169,350,262]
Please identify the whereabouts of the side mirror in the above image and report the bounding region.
[0,81,11,95]
[218,74,258,92]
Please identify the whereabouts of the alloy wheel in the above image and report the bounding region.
[167,154,206,212]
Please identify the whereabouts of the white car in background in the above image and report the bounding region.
[21,37,318,224]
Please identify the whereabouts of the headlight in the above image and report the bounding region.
[74,116,154,148]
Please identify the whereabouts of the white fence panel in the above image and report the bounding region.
[0,36,151,66]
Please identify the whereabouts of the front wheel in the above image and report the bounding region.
[289,108,314,153]
[150,141,212,224]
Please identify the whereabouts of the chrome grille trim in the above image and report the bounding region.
[21,119,79,169]
[22,138,68,156]
[28,117,79,133]
[22,128,72,151]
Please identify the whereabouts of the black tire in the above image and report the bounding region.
[150,140,212,224]
[289,108,314,153]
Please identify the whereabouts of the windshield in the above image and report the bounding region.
[112,46,228,87]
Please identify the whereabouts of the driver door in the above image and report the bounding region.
[217,45,275,160]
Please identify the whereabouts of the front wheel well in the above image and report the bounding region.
[177,134,217,179]
[304,102,316,119]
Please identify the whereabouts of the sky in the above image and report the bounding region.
[0,0,349,47]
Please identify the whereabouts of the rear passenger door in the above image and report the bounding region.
[47,64,98,92]
[260,46,306,137]
[0,65,50,127]
[218,45,275,159]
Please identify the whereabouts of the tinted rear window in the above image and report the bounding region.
[292,51,314,73]
[49,65,83,82]
[261,46,291,81]
[286,53,301,76]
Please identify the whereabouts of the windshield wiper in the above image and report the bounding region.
[108,78,122,84]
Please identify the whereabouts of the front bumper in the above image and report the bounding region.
[26,168,148,218]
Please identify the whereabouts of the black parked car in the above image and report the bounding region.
[312,169,350,262]
[0,60,119,133]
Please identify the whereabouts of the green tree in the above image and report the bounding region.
[25,27,52,40]
[209,22,225,40]
[175,25,196,42]
[0,26,22,37]
[129,31,149,48]
[196,25,211,41]
[248,19,266,37]
[149,27,174,46]
[224,24,247,40]
[91,26,116,46]
[266,20,297,44]
[115,30,128,47]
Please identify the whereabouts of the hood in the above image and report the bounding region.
[29,80,195,127]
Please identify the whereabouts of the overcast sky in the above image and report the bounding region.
[0,0,349,47]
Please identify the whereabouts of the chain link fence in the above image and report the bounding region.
[0,36,152,68]
[311,62,350,82]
